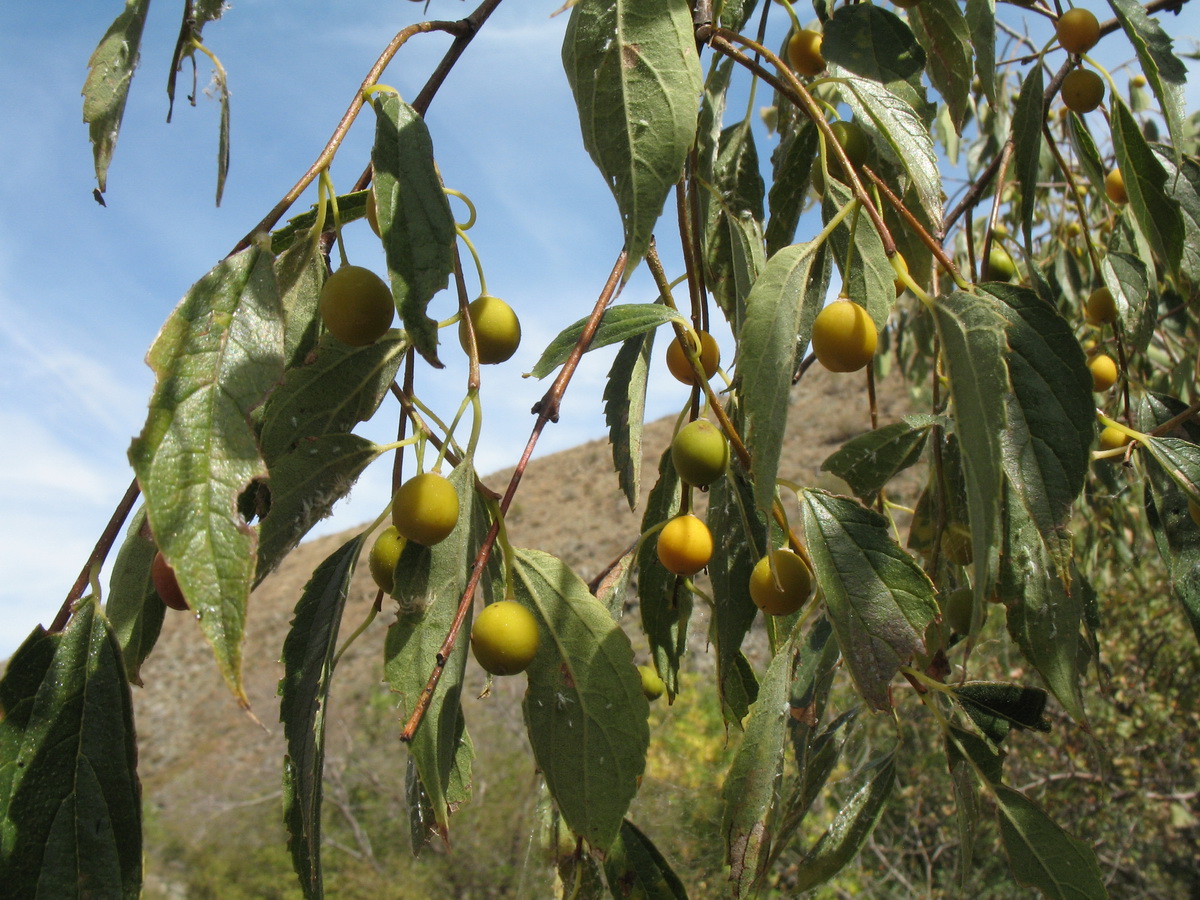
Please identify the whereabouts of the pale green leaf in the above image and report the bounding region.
[1011,64,1045,253]
[910,0,973,133]
[103,507,163,686]
[529,303,681,380]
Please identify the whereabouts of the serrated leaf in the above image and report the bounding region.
[965,0,997,104]
[385,464,486,839]
[821,418,934,502]
[636,447,686,698]
[128,245,284,703]
[514,548,650,850]
[993,784,1109,899]
[604,820,689,900]
[604,331,654,509]
[260,333,407,464]
[273,227,326,370]
[739,242,829,515]
[910,0,973,133]
[836,75,942,232]
[561,0,702,271]
[529,303,681,380]
[1099,251,1153,354]
[280,533,366,899]
[256,434,383,581]
[82,0,151,194]
[371,94,456,366]
[934,290,1008,596]
[722,632,796,898]
[1111,96,1185,279]
[703,121,766,328]
[1106,0,1188,165]
[1067,113,1108,196]
[1152,149,1200,285]
[953,682,1051,745]
[104,507,164,685]
[791,751,896,893]
[800,491,938,710]
[1011,64,1044,253]
[0,600,142,899]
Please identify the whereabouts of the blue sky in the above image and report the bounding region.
[1,1,1197,658]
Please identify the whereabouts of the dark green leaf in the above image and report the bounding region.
[561,0,703,271]
[821,179,895,328]
[371,93,456,365]
[128,246,284,703]
[1011,64,1044,253]
[965,0,997,104]
[765,119,819,257]
[515,548,650,850]
[0,600,142,899]
[703,121,766,327]
[604,331,655,510]
[953,682,1051,744]
[1067,113,1108,196]
[82,0,151,194]
[273,225,326,371]
[1100,251,1154,354]
[947,723,1005,784]
[104,507,163,685]
[910,0,974,133]
[529,304,682,379]
[636,447,686,698]
[1142,436,1200,507]
[824,5,927,107]
[821,417,935,502]
[280,534,366,899]
[1152,149,1200,285]
[604,820,689,900]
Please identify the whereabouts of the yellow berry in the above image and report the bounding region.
[1105,167,1128,204]
[1099,425,1131,451]
[749,549,813,617]
[319,265,395,347]
[1056,8,1101,56]
[368,525,405,594]
[787,30,825,77]
[1086,287,1117,325]
[671,419,729,488]
[638,664,666,701]
[471,600,540,676]
[458,295,521,364]
[656,514,714,577]
[1061,68,1105,114]
[392,472,460,546]
[811,300,877,373]
[665,330,720,385]
[1088,353,1118,392]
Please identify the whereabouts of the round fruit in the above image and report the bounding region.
[827,120,869,180]
[1099,425,1131,451]
[1086,286,1117,325]
[470,600,540,676]
[320,265,395,347]
[368,525,405,594]
[392,472,460,546]
[152,551,189,611]
[986,245,1017,282]
[458,295,521,364]
[787,30,826,77]
[638,665,666,701]
[810,299,877,372]
[1130,73,1147,89]
[1088,353,1118,392]
[656,514,714,577]
[749,549,813,616]
[671,419,729,487]
[1061,68,1105,113]
[1105,167,1127,204]
[665,329,720,385]
[1056,8,1101,55]
[892,251,910,297]
[365,189,381,237]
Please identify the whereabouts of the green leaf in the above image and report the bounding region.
[603,820,689,900]
[821,417,936,502]
[604,330,655,510]
[1142,436,1200,507]
[947,723,1006,785]
[721,631,797,898]
[636,447,686,697]
[952,682,1051,745]
[1067,113,1108,196]
[1011,64,1045,253]
[256,434,383,582]
[1106,0,1189,165]
[993,784,1109,899]
[269,191,371,255]
[934,290,1008,596]
[836,75,942,232]
[823,5,927,110]
[385,464,487,838]
[274,232,326,371]
[1100,251,1154,355]
[1111,96,1185,279]
[561,0,703,271]
[260,334,407,465]
[791,751,897,892]
[370,93,456,366]
[280,533,366,900]
[530,304,681,380]
[82,0,151,194]
[821,180,895,329]
[104,507,164,686]
[703,121,766,327]
[965,0,997,105]
[1152,149,1200,285]
[801,491,937,710]
[514,548,650,850]
[739,242,830,515]
[947,727,985,887]
[128,245,284,703]
[0,600,142,899]
[765,119,819,257]
[910,0,974,133]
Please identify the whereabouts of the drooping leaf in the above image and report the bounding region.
[561,0,703,272]
[603,820,689,900]
[82,0,151,194]
[0,600,142,899]
[636,447,686,698]
[604,330,655,509]
[385,463,487,840]
[965,0,997,104]
[800,490,938,710]
[821,179,895,329]
[371,93,456,366]
[739,241,830,515]
[765,118,819,257]
[128,245,284,703]
[1142,436,1200,506]
[703,121,767,328]
[721,631,797,898]
[1010,63,1045,253]
[1100,251,1153,355]
[104,507,164,685]
[952,682,1051,745]
[514,548,650,850]
[530,304,681,380]
[1067,112,1108,196]
[992,784,1109,899]
[273,232,326,370]
[280,533,366,899]
[823,5,927,113]
[821,416,937,502]
[791,751,897,893]
[1152,148,1200,285]
[909,0,974,133]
